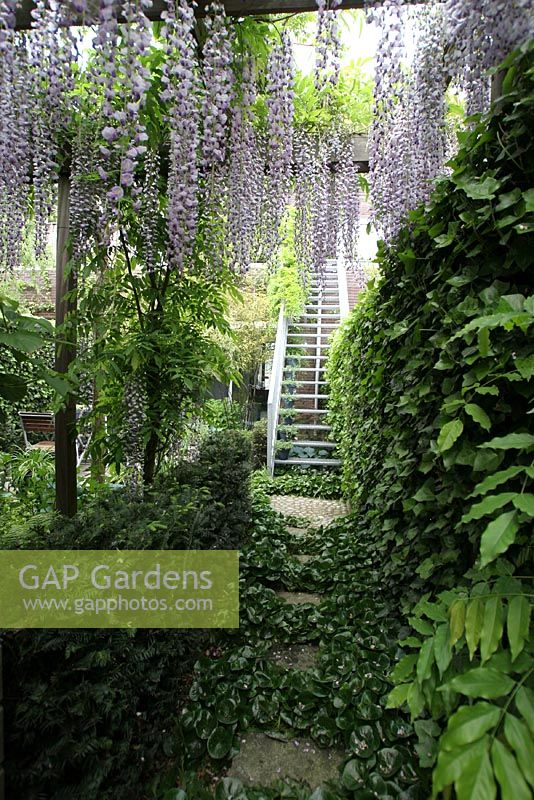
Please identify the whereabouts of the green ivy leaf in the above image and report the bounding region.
[441,704,499,750]
[0,372,28,402]
[515,355,534,379]
[479,511,519,567]
[437,419,464,452]
[507,595,531,662]
[465,403,492,431]
[491,739,531,800]
[458,175,501,200]
[443,668,515,699]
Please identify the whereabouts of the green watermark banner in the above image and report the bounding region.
[0,550,239,628]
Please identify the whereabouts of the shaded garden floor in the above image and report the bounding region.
[169,485,424,799]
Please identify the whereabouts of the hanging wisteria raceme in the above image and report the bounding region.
[293,128,315,272]
[201,2,234,169]
[443,0,534,116]
[408,2,446,201]
[139,149,161,273]
[70,127,108,263]
[0,4,30,272]
[366,0,408,242]
[314,0,342,92]
[309,134,330,275]
[199,2,235,273]
[263,31,295,261]
[337,136,361,268]
[227,59,264,271]
[122,376,146,494]
[161,0,200,271]
[92,0,152,219]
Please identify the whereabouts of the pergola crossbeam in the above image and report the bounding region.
[14,0,367,30]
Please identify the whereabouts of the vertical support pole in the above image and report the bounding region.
[55,175,77,517]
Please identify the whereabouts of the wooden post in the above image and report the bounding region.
[55,175,77,517]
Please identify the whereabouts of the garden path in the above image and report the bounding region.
[224,493,348,791]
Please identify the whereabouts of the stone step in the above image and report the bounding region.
[276,590,323,605]
[227,732,343,789]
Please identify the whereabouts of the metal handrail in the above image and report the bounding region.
[337,256,350,320]
[267,302,288,475]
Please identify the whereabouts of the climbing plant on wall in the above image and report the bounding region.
[328,41,534,798]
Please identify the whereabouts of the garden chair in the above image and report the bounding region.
[18,411,91,467]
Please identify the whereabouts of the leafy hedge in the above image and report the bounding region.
[328,43,533,799]
[2,430,251,800]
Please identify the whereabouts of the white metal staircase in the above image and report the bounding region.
[267,258,349,474]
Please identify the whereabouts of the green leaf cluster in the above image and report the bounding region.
[327,42,534,799]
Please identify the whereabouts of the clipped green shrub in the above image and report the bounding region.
[163,429,252,547]
[2,431,252,800]
[328,43,533,798]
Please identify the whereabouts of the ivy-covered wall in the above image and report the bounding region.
[328,42,533,798]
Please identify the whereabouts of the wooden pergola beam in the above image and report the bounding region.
[14,0,367,30]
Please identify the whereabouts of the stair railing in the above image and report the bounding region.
[267,302,288,475]
[337,256,350,320]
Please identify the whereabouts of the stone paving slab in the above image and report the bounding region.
[277,591,323,606]
[270,495,348,527]
[227,732,343,788]
[269,643,319,670]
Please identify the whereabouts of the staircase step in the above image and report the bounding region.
[294,323,338,329]
[283,393,329,400]
[288,334,332,339]
[293,440,336,448]
[299,315,341,320]
[287,356,329,361]
[283,381,328,386]
[274,458,341,467]
[285,367,326,373]
[293,423,331,430]
[290,408,329,415]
